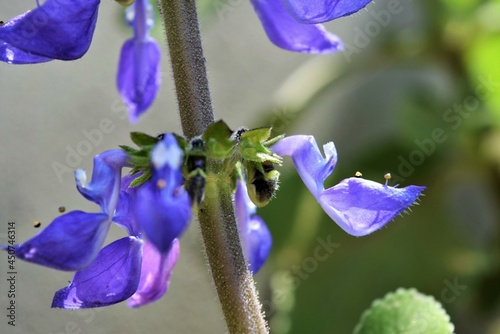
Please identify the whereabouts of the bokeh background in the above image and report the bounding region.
[2,0,500,333]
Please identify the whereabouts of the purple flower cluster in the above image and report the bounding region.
[10,133,270,308]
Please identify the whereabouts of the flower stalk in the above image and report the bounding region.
[156,0,268,332]
[157,0,214,138]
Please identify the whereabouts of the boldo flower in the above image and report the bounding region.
[117,0,161,122]
[0,0,160,123]
[272,135,425,236]
[250,0,372,53]
[7,134,192,308]
[235,177,272,273]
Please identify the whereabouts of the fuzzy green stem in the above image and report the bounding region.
[156,1,268,332]
[199,170,268,333]
[157,0,214,138]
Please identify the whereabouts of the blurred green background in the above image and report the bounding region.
[2,0,500,333]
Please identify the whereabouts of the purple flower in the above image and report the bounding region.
[250,0,371,53]
[0,0,160,122]
[0,0,100,64]
[235,178,272,273]
[10,134,191,308]
[10,149,129,271]
[117,0,161,122]
[272,135,425,236]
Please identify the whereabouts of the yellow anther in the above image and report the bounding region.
[157,179,166,189]
[58,206,66,213]
[355,171,363,177]
[33,221,41,228]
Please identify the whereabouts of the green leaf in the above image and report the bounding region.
[202,120,234,159]
[354,288,455,334]
[129,170,152,188]
[130,132,158,147]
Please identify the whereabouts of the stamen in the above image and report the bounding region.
[384,173,391,186]
[355,171,363,178]
[157,179,166,189]
[33,221,41,228]
[58,206,66,213]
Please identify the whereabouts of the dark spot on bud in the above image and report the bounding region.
[156,133,166,141]
[0,21,4,26]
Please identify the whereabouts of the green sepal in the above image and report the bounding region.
[354,288,455,334]
[129,170,152,188]
[202,120,234,159]
[172,133,189,152]
[239,127,282,165]
[130,132,158,147]
[119,145,141,156]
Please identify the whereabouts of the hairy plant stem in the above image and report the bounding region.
[156,1,268,332]
[157,0,214,138]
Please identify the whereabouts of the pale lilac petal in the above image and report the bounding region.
[0,0,100,64]
[75,149,130,215]
[250,0,343,54]
[117,38,161,123]
[128,239,180,307]
[272,135,337,197]
[52,236,142,309]
[235,179,272,273]
[244,216,272,273]
[318,177,426,236]
[283,0,372,24]
[10,211,110,271]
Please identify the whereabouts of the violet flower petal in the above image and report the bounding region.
[52,236,142,309]
[113,174,141,236]
[117,38,161,123]
[244,216,272,273]
[0,0,100,64]
[117,0,161,123]
[235,179,272,273]
[283,0,372,24]
[272,135,337,197]
[135,134,191,253]
[319,177,426,236]
[128,238,180,308]
[250,0,343,54]
[10,211,110,271]
[75,149,130,215]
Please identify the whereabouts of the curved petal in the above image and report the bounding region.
[113,174,141,236]
[318,177,426,236]
[9,211,110,271]
[250,0,342,54]
[117,38,161,123]
[135,134,191,253]
[0,0,100,64]
[128,238,180,308]
[272,135,337,197]
[52,236,143,309]
[283,0,372,24]
[135,180,191,253]
[244,216,272,273]
[75,149,130,215]
[235,179,272,273]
